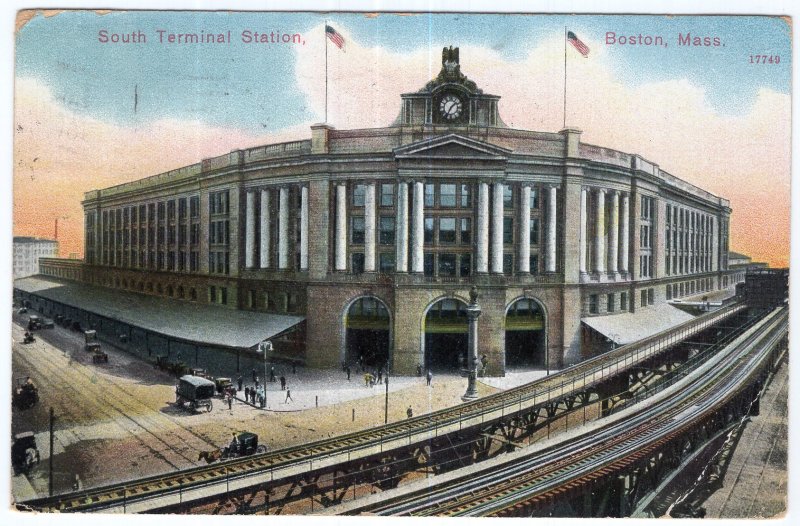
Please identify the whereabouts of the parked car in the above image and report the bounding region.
[176,375,215,413]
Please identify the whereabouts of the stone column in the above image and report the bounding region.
[411,181,424,273]
[278,186,289,270]
[335,184,347,271]
[546,186,557,272]
[608,190,619,273]
[594,189,606,273]
[518,186,531,273]
[579,187,588,273]
[364,183,376,272]
[491,182,504,274]
[259,189,270,268]
[300,186,309,270]
[620,193,630,274]
[395,182,409,272]
[476,182,490,273]
[245,191,255,268]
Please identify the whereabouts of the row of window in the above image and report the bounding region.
[588,287,656,315]
[245,289,300,314]
[350,182,541,210]
[665,204,715,276]
[666,277,716,300]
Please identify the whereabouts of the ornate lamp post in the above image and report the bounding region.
[462,286,482,401]
[258,340,273,409]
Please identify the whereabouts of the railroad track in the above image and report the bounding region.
[340,305,787,517]
[20,302,747,513]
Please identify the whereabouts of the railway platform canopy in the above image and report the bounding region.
[13,275,304,350]
[582,303,695,346]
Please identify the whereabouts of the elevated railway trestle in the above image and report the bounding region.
[21,302,751,514]
[335,305,787,518]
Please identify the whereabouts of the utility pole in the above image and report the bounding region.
[384,376,389,424]
[49,407,55,497]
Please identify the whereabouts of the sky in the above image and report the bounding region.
[13,10,792,266]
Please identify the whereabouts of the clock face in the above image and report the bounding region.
[439,94,463,120]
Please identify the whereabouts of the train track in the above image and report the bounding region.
[338,305,787,516]
[20,302,746,513]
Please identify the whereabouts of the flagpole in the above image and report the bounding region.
[563,26,567,129]
[325,22,328,123]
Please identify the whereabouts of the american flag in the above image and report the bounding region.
[326,25,345,49]
[567,31,590,57]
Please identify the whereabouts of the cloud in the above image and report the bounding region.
[293,27,790,266]
[14,29,790,267]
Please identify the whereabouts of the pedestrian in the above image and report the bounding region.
[227,394,233,410]
[377,368,383,384]
[406,406,413,418]
[270,366,276,383]
[255,376,260,390]
[72,474,83,492]
[245,386,250,403]
[280,375,286,390]
[252,368,257,382]
[251,388,256,405]
[237,375,243,392]
[346,365,351,381]
[259,392,265,408]
[426,369,433,386]
[416,363,423,377]
[364,372,371,387]
[285,389,293,403]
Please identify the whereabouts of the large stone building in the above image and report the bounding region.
[13,236,59,279]
[42,48,737,375]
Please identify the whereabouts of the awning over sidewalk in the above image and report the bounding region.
[581,303,696,346]
[14,276,304,349]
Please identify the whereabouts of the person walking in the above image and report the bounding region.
[255,376,260,390]
[426,369,433,386]
[250,388,256,405]
[227,393,233,410]
[280,375,286,391]
[270,366,276,383]
[252,368,257,383]
[285,389,293,403]
[346,365,351,381]
[406,406,413,418]
[237,375,243,392]
[244,386,250,403]
[377,368,383,384]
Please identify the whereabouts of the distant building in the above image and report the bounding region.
[728,251,769,281]
[13,237,59,279]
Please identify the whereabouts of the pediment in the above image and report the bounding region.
[394,134,511,161]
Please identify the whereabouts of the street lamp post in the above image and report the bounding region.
[462,287,482,402]
[258,340,273,409]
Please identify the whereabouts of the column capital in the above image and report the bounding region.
[596,187,607,195]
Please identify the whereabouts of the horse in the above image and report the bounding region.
[198,449,223,464]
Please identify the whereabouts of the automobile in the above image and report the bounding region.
[11,432,40,475]
[198,432,267,463]
[17,307,28,314]
[40,318,55,329]
[70,320,83,332]
[27,316,42,331]
[176,375,215,413]
[12,377,39,411]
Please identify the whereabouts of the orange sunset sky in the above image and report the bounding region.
[13,14,791,267]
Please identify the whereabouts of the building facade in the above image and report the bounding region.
[67,49,736,375]
[13,237,59,279]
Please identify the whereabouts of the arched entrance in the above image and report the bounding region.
[505,298,546,368]
[344,296,391,369]
[424,298,469,372]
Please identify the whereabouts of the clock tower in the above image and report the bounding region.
[395,46,505,127]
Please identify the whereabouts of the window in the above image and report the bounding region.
[248,290,255,308]
[190,196,199,218]
[209,286,217,303]
[460,184,471,207]
[648,288,654,305]
[503,217,514,244]
[220,287,228,305]
[607,294,615,313]
[440,184,457,207]
[351,216,365,244]
[589,294,599,314]
[423,253,434,276]
[503,185,514,208]
[460,218,471,244]
[530,254,539,274]
[379,253,395,273]
[460,254,471,276]
[439,217,456,243]
[351,253,365,274]
[529,218,540,244]
[503,254,513,274]
[438,253,457,276]
[666,286,672,300]
[424,217,434,244]
[641,290,647,307]
[379,217,395,245]
[353,184,366,207]
[380,184,394,207]
[424,184,435,207]
[620,292,628,311]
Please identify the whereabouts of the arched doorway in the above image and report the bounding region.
[344,297,391,369]
[505,298,546,368]
[424,298,469,372]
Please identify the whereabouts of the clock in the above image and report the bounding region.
[439,94,463,120]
